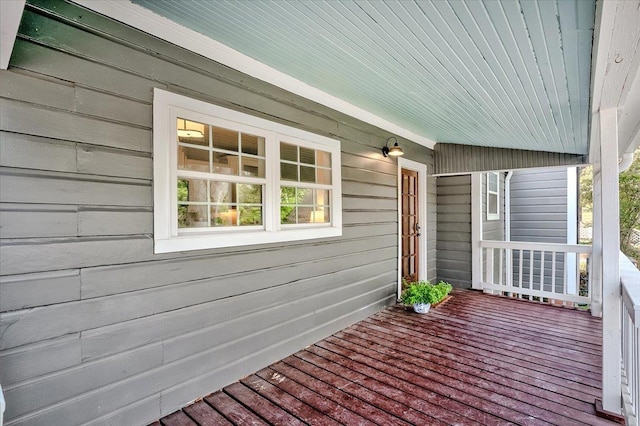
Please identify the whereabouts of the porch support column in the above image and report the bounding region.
[598,107,622,414]
[591,158,603,317]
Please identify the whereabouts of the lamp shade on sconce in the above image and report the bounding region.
[382,137,404,157]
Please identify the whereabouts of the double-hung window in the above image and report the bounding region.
[153,89,342,253]
[486,172,499,221]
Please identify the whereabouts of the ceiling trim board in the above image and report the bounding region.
[71,0,437,149]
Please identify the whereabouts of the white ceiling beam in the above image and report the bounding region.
[617,58,640,154]
[71,0,436,150]
[591,0,640,112]
[0,0,26,70]
[589,0,640,159]
[589,0,617,116]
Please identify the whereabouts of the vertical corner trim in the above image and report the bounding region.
[0,0,26,70]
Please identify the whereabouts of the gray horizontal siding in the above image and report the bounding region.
[434,143,586,174]
[436,175,472,288]
[427,165,438,282]
[0,1,435,425]
[509,168,568,243]
[508,168,570,290]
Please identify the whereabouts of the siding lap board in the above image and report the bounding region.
[436,175,472,288]
[0,2,435,425]
[509,168,569,289]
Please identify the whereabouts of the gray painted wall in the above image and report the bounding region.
[482,172,506,284]
[0,2,435,425]
[510,168,568,243]
[436,175,472,288]
[509,167,570,291]
[426,175,438,283]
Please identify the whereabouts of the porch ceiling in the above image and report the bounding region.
[75,0,596,155]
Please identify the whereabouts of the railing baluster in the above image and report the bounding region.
[487,247,495,293]
[587,253,591,302]
[518,249,523,298]
[499,248,503,287]
[540,250,546,300]
[620,253,640,425]
[478,240,592,305]
[632,327,640,425]
[481,247,485,286]
[529,250,534,297]
[551,251,557,303]
[632,321,635,419]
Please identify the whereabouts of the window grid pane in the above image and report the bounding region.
[177,118,209,146]
[487,172,499,219]
[280,187,331,224]
[178,119,265,178]
[488,172,498,192]
[179,178,264,228]
[280,142,332,185]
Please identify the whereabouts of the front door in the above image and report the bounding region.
[401,168,420,283]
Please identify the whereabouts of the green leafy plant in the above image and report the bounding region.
[400,280,452,305]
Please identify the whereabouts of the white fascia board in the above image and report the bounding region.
[588,0,617,162]
[589,0,640,160]
[71,0,436,150]
[617,62,640,155]
[0,0,26,70]
[589,0,616,116]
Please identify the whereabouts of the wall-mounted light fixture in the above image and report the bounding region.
[381,136,404,157]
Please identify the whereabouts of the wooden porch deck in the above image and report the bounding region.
[152,289,617,425]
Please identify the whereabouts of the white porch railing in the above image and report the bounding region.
[621,253,640,426]
[480,240,592,306]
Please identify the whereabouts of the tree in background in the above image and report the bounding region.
[579,165,593,226]
[619,149,640,259]
[580,148,640,261]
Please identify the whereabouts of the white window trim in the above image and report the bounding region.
[153,88,342,253]
[486,171,500,221]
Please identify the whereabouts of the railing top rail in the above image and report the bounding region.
[479,239,592,254]
[620,252,640,327]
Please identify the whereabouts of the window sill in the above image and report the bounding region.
[154,227,342,253]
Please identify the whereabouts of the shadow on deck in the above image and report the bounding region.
[152,289,617,425]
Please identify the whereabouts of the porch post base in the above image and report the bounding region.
[594,399,624,424]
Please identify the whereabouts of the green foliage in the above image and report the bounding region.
[579,166,593,209]
[579,148,640,261]
[240,206,262,225]
[620,149,640,257]
[400,280,452,305]
[177,179,189,227]
[280,186,309,223]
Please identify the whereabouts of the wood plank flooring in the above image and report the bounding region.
[153,289,616,425]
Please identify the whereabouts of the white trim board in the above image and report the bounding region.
[0,0,26,70]
[396,158,428,299]
[71,0,436,150]
[153,88,343,253]
[565,167,578,294]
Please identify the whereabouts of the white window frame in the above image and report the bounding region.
[153,88,342,253]
[486,171,500,221]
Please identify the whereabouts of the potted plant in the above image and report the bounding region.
[400,280,453,314]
